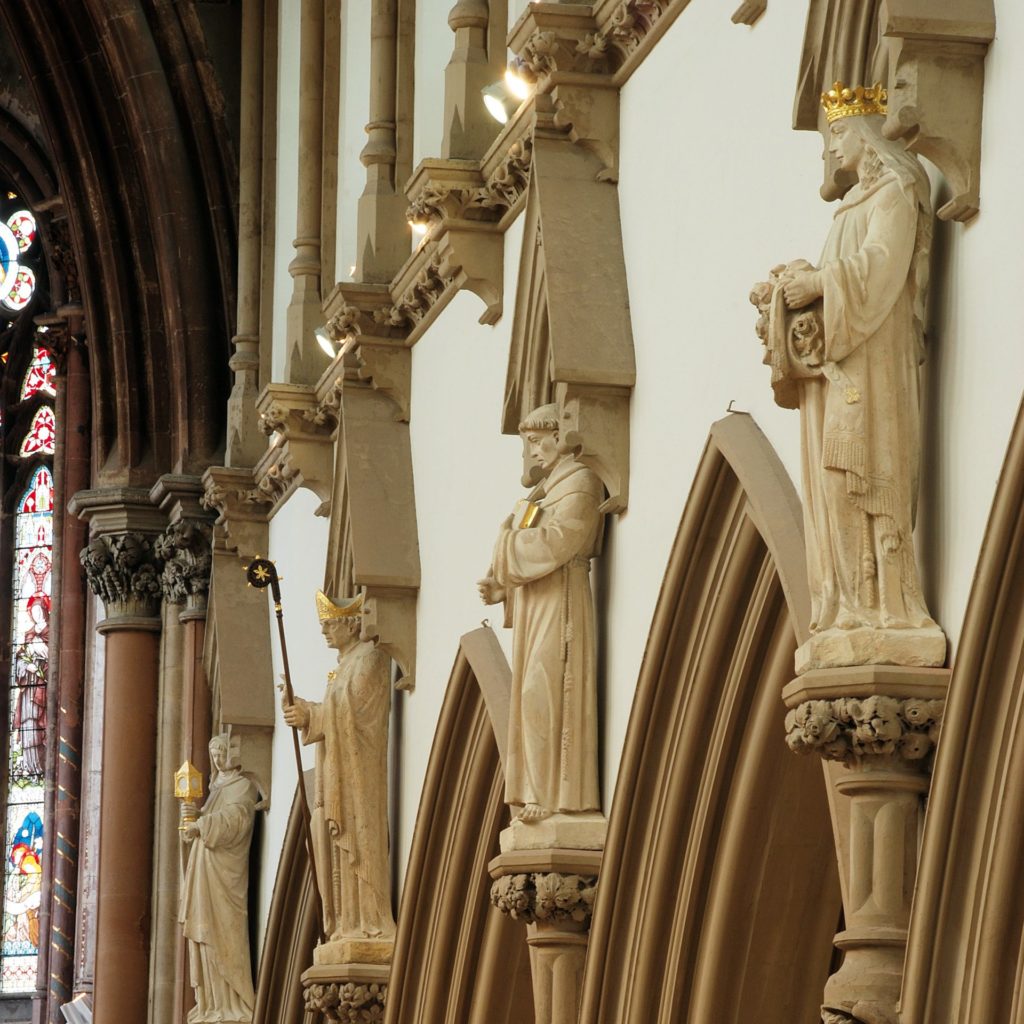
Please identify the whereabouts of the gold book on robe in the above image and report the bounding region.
[515,499,542,529]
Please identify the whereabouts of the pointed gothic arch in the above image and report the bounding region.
[579,413,840,1023]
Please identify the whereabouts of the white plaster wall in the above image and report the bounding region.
[413,0,453,169]
[336,0,372,281]
[396,215,525,881]
[272,0,301,381]
[255,488,335,951]
[258,0,1024,939]
[599,0,1024,805]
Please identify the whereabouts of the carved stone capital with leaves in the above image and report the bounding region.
[785,695,945,767]
[304,981,387,1023]
[80,533,164,619]
[154,520,213,609]
[201,466,273,559]
[490,871,597,926]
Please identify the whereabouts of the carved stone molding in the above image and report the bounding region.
[882,0,995,222]
[153,520,213,610]
[785,696,944,766]
[303,981,386,1023]
[80,533,164,621]
[509,5,611,82]
[301,963,389,1024]
[201,466,273,560]
[490,871,597,926]
[255,382,335,511]
[782,665,950,1024]
[406,138,533,231]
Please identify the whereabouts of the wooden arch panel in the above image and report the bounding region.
[579,413,840,1023]
[252,779,318,1024]
[900,399,1024,1024]
[385,637,534,1024]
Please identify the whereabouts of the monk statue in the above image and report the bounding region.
[478,403,605,846]
[281,592,395,963]
[751,82,945,674]
[179,733,259,1024]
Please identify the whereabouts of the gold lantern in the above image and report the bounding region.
[174,760,203,831]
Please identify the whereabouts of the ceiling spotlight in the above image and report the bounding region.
[504,67,532,102]
[482,81,517,125]
[314,325,337,359]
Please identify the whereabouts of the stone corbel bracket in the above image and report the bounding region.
[882,0,995,222]
[509,4,620,181]
[306,343,421,692]
[255,382,335,515]
[504,135,636,513]
[200,465,274,561]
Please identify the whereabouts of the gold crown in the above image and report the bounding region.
[315,590,363,622]
[821,81,887,124]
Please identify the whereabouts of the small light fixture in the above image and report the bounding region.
[408,216,429,238]
[482,80,517,125]
[504,66,532,102]
[314,324,337,358]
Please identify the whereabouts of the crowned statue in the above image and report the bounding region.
[478,403,605,849]
[281,591,395,964]
[751,82,946,674]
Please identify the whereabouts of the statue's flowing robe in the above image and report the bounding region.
[179,771,257,1023]
[492,457,603,814]
[799,169,933,633]
[302,642,394,939]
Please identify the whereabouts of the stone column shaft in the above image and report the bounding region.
[356,0,409,282]
[93,620,161,1024]
[40,336,90,1024]
[526,921,588,1024]
[227,0,267,465]
[783,666,948,1024]
[443,1,500,159]
[69,490,167,1024]
[286,0,326,383]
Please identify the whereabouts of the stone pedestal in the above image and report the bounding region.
[489,849,601,1024]
[301,961,389,1023]
[783,665,949,1024]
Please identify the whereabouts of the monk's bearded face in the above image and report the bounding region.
[524,430,560,476]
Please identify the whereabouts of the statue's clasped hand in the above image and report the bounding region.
[477,576,505,606]
[780,268,823,310]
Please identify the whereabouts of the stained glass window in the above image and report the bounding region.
[2,467,52,991]
[18,408,55,458]
[19,349,55,401]
[0,207,36,314]
[0,191,53,992]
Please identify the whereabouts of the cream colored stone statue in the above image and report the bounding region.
[281,592,395,964]
[752,82,945,674]
[478,403,605,849]
[179,734,259,1024]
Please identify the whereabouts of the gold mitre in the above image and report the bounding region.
[315,590,363,621]
[821,81,887,124]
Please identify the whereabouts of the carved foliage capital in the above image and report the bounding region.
[153,520,213,606]
[518,28,610,79]
[598,0,670,64]
[490,871,597,926]
[80,532,163,618]
[304,981,387,1023]
[785,695,945,766]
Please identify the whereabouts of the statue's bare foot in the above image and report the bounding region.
[517,803,551,822]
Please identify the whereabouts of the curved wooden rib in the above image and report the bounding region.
[901,400,1024,1023]
[579,413,839,1023]
[252,777,318,1024]
[385,647,534,1024]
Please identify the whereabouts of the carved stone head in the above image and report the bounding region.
[519,403,562,484]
